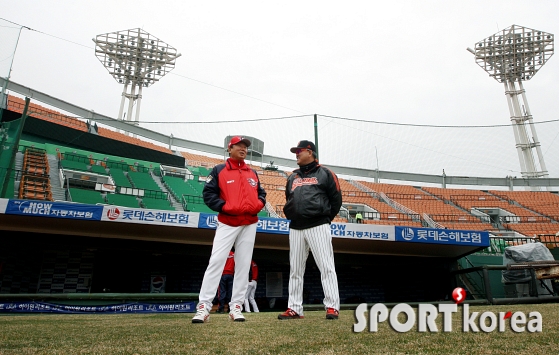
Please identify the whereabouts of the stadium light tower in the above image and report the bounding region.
[468,25,554,189]
[93,28,181,132]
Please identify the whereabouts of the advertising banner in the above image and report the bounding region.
[1,198,490,248]
[330,222,395,241]
[197,213,290,235]
[4,199,103,220]
[0,301,196,314]
[0,198,7,213]
[395,226,490,247]
[100,206,199,228]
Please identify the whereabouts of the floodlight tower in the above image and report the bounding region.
[468,25,554,189]
[93,28,181,133]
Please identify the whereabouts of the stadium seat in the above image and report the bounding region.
[141,197,175,211]
[60,159,89,172]
[110,170,133,188]
[90,164,109,175]
[106,193,140,208]
[127,171,162,192]
[68,188,105,204]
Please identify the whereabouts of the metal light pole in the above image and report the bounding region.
[93,28,181,135]
[468,25,554,190]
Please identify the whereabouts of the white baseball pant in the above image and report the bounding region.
[197,222,257,311]
[287,223,340,315]
[244,280,259,312]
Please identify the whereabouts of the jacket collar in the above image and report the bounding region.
[296,160,319,175]
[226,158,248,170]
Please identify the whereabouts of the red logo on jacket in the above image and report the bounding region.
[292,177,318,191]
[247,178,257,187]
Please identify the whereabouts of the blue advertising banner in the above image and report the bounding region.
[197,213,291,235]
[198,213,219,229]
[0,301,196,314]
[4,199,103,220]
[395,226,490,247]
[256,218,290,234]
[0,198,490,248]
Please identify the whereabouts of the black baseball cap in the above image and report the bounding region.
[290,140,316,153]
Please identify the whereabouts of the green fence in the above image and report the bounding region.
[0,108,26,198]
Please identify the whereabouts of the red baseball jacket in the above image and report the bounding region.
[203,158,267,227]
[223,251,235,275]
[248,260,258,281]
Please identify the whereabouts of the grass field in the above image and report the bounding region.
[1,303,558,355]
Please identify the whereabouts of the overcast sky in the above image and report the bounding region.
[1,1,559,179]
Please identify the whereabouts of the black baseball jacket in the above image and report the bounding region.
[283,161,342,230]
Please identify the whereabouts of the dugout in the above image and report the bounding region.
[0,210,484,309]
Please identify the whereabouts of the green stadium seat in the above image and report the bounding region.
[63,152,90,163]
[60,159,89,172]
[128,171,162,192]
[68,188,105,205]
[110,170,133,188]
[106,160,130,171]
[163,176,199,202]
[186,203,216,213]
[142,197,175,211]
[90,164,109,175]
[187,179,205,195]
[106,193,140,208]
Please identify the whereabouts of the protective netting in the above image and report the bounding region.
[0,19,21,80]
[140,114,559,179]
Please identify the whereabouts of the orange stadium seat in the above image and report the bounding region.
[8,95,88,132]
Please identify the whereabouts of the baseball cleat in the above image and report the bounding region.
[229,304,245,322]
[192,304,210,323]
[326,308,339,320]
[278,308,304,320]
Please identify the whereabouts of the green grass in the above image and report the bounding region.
[0,304,558,354]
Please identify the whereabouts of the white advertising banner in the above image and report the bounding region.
[329,222,395,241]
[100,205,199,228]
[0,198,8,214]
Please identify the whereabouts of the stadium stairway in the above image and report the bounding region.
[150,171,183,211]
[47,153,66,201]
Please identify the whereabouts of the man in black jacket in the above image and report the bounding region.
[278,140,342,320]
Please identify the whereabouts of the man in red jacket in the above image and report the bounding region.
[192,136,266,323]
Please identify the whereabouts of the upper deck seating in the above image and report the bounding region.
[127,171,162,192]
[141,197,175,211]
[110,170,133,188]
[106,193,140,208]
[68,188,105,204]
